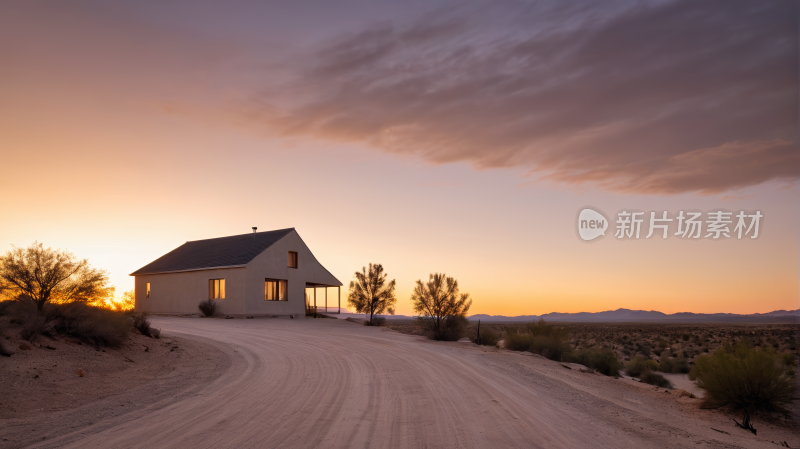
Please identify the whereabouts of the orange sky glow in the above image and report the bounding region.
[1,2,797,316]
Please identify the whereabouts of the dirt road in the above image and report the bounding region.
[11,317,799,448]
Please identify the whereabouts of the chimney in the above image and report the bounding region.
[252,227,257,233]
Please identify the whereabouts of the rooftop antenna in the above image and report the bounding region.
[252,227,257,233]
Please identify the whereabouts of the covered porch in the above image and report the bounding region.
[304,283,341,315]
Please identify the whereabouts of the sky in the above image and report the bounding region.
[0,0,798,316]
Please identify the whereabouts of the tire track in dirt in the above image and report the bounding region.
[21,317,798,449]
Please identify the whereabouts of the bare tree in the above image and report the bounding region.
[0,242,111,312]
[411,273,472,340]
[347,263,397,324]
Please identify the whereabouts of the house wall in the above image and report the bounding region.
[243,230,342,316]
[134,267,246,315]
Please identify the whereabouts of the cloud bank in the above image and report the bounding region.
[250,0,798,195]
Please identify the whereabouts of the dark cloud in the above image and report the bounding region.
[250,0,798,195]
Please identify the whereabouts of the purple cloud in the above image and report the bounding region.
[249,0,798,195]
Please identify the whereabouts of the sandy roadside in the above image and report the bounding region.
[0,325,231,448]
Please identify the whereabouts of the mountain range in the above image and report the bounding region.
[467,308,800,323]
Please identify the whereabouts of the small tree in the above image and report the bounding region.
[0,242,110,313]
[347,263,397,324]
[410,273,472,340]
[691,339,797,434]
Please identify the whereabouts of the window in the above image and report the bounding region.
[265,279,288,301]
[209,279,225,299]
[288,251,298,268]
[146,283,150,300]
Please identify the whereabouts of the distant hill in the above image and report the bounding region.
[469,308,800,323]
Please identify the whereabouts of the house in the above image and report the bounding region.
[130,228,342,316]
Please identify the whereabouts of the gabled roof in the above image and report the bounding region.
[130,228,295,276]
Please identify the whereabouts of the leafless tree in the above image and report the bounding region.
[347,263,396,324]
[0,242,110,313]
[411,273,472,340]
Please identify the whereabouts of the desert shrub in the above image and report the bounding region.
[691,340,796,430]
[641,371,673,388]
[682,334,690,341]
[568,347,622,376]
[504,319,571,361]
[472,327,499,347]
[529,335,571,361]
[504,332,533,351]
[20,314,49,342]
[364,317,386,326]
[131,313,159,338]
[778,352,796,367]
[658,356,690,374]
[626,356,658,377]
[10,300,54,342]
[198,299,217,317]
[52,303,130,347]
[438,315,468,341]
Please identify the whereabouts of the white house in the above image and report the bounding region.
[131,228,342,316]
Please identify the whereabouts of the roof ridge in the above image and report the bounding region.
[186,227,296,243]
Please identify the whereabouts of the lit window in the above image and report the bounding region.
[209,279,225,299]
[146,283,150,299]
[265,279,288,301]
[288,251,298,268]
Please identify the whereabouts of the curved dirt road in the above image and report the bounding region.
[22,317,798,448]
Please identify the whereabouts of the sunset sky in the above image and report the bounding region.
[1,1,797,316]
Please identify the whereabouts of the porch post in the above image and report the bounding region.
[325,287,328,313]
[338,286,341,314]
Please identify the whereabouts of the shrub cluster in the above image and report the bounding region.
[2,300,161,347]
[51,303,131,347]
[504,319,571,361]
[624,355,674,388]
[132,313,160,338]
[691,340,796,416]
[472,327,499,347]
[431,315,469,341]
[567,347,622,376]
[658,356,690,374]
[625,356,658,377]
[640,371,673,388]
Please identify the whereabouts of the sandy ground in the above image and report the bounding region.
[661,373,704,397]
[0,328,230,448]
[3,317,799,448]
